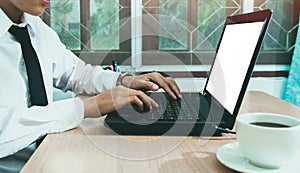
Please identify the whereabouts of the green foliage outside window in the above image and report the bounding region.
[50,1,81,50]
[159,0,188,50]
[90,0,120,50]
[196,0,225,50]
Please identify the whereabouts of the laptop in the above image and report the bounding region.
[104,9,272,136]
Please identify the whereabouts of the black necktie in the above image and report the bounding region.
[9,25,48,106]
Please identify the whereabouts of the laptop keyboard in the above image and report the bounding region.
[145,92,205,121]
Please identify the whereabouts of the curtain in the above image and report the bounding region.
[283,16,300,106]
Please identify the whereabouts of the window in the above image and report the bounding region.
[42,0,131,65]
[50,0,81,50]
[255,0,299,64]
[141,0,299,66]
[42,0,299,76]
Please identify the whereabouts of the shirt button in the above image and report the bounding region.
[20,61,26,72]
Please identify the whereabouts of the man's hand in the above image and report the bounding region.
[121,72,182,100]
[83,86,158,118]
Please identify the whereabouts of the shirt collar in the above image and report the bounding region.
[0,8,13,39]
[0,8,37,39]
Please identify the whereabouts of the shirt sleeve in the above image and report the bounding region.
[45,23,120,95]
[53,53,120,95]
[0,97,84,158]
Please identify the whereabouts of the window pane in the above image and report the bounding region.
[195,0,227,51]
[90,0,120,50]
[158,0,188,50]
[50,0,81,50]
[255,0,296,51]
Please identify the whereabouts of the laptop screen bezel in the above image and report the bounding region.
[202,9,272,129]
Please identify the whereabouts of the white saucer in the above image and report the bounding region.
[216,142,300,173]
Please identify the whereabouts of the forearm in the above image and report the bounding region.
[82,96,101,118]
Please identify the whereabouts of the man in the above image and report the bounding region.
[0,0,182,172]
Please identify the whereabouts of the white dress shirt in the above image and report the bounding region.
[0,9,120,158]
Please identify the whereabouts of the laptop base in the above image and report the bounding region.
[104,113,224,136]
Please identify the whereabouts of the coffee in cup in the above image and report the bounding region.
[236,112,300,169]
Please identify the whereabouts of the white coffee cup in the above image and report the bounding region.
[236,112,300,169]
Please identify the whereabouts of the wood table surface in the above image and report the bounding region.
[21,91,300,173]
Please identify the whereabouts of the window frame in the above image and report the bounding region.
[42,0,132,65]
[138,0,299,78]
[140,0,299,67]
[42,0,299,78]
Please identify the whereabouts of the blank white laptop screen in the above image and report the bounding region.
[206,21,265,114]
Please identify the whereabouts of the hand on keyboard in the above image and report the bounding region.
[131,102,150,113]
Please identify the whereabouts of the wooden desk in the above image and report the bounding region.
[21,91,300,173]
